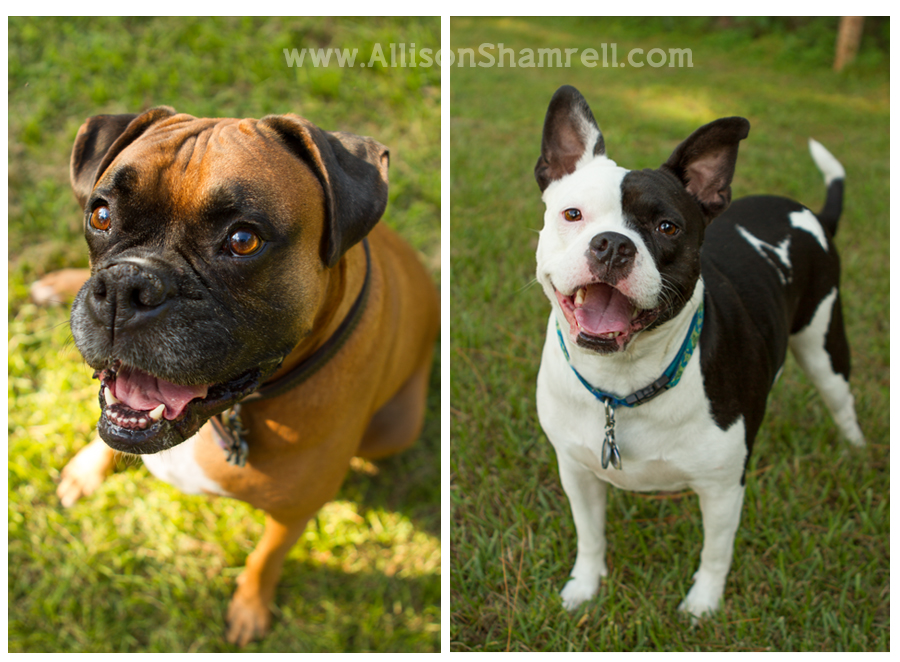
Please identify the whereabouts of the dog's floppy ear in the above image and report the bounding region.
[535,85,606,192]
[70,107,177,208]
[661,117,750,223]
[260,115,390,268]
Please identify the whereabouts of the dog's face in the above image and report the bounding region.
[534,86,749,354]
[69,108,389,454]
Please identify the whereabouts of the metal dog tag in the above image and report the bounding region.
[601,399,622,470]
[223,404,250,467]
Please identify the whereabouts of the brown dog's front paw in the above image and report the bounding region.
[226,585,272,647]
[57,437,117,507]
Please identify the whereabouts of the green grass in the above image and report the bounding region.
[8,17,440,653]
[449,17,888,651]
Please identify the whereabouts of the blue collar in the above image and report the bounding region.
[556,300,704,408]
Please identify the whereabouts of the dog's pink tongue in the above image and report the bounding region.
[113,366,209,420]
[574,284,634,335]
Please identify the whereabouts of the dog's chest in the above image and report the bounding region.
[537,331,747,491]
[141,431,231,496]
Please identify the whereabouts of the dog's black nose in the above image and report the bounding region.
[588,232,636,282]
[86,260,176,329]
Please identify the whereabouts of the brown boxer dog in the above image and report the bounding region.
[45,107,439,646]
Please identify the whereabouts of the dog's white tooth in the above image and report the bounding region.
[574,288,586,306]
[104,387,120,405]
[148,404,166,421]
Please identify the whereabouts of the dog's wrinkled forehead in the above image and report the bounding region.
[88,124,331,249]
[102,117,317,210]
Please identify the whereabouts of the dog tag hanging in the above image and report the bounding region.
[222,404,250,467]
[601,399,622,470]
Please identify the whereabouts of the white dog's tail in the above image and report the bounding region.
[808,138,845,235]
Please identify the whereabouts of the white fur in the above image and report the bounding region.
[573,117,604,172]
[141,432,231,496]
[789,208,829,251]
[808,138,845,186]
[736,224,792,284]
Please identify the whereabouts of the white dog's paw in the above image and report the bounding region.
[677,584,722,619]
[560,577,600,611]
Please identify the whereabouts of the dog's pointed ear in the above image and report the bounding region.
[70,107,177,208]
[260,115,389,268]
[661,117,750,223]
[535,85,605,192]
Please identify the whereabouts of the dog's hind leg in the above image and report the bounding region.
[789,288,865,445]
[356,349,434,461]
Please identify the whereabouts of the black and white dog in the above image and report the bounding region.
[534,85,864,617]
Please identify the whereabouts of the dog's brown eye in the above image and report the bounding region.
[228,229,262,256]
[563,208,582,222]
[90,206,111,231]
[657,220,680,236]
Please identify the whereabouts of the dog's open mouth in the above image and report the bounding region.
[555,282,659,352]
[94,360,264,454]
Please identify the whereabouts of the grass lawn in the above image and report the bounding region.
[8,17,440,652]
[449,17,889,651]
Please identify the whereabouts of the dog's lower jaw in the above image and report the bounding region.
[93,357,283,455]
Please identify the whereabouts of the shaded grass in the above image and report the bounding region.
[8,16,440,653]
[449,17,889,652]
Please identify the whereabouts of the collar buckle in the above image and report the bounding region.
[623,374,672,407]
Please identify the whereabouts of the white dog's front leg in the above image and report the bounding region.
[679,481,746,618]
[557,456,609,610]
